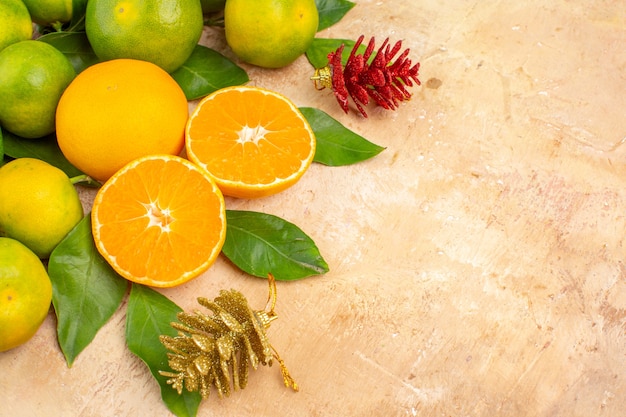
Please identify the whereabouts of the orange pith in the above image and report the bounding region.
[91,155,226,288]
[185,86,316,199]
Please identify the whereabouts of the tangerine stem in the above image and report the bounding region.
[69,174,100,187]
[51,20,64,32]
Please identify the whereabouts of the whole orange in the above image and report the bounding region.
[55,59,188,182]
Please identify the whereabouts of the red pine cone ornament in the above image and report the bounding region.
[312,35,421,117]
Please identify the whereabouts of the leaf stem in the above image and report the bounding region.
[203,16,225,27]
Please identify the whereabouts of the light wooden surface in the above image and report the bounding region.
[3,1,626,416]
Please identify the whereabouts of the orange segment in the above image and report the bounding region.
[185,86,316,198]
[91,155,226,288]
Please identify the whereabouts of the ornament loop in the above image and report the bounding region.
[311,66,333,90]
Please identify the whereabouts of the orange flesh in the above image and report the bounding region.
[92,156,226,287]
[186,87,315,197]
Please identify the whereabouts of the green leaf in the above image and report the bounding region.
[301,107,385,165]
[222,210,329,280]
[306,38,359,69]
[126,283,202,417]
[315,0,356,31]
[170,44,249,100]
[38,31,98,74]
[69,0,88,31]
[2,131,83,178]
[48,216,128,366]
[0,126,4,162]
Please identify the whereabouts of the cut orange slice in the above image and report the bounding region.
[185,86,316,199]
[91,155,226,288]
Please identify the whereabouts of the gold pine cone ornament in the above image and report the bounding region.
[159,274,298,399]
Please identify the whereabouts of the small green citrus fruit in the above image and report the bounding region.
[0,237,52,352]
[0,40,76,139]
[0,158,84,258]
[85,0,204,73]
[21,0,72,27]
[0,0,33,52]
[224,0,319,68]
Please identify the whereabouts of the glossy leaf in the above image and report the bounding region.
[48,216,128,366]
[2,130,84,177]
[69,0,88,31]
[301,107,385,165]
[306,38,359,69]
[222,210,329,280]
[170,44,249,100]
[315,0,356,31]
[38,31,98,74]
[126,283,202,417]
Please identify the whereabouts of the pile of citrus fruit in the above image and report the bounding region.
[0,0,320,351]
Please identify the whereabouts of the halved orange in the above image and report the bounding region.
[91,155,226,288]
[185,86,316,199]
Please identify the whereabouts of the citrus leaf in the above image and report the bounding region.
[301,107,385,165]
[38,31,98,74]
[1,130,83,177]
[170,44,249,100]
[315,0,356,31]
[126,283,202,417]
[222,210,329,280]
[69,0,88,31]
[306,38,352,69]
[48,215,128,366]
[306,37,364,69]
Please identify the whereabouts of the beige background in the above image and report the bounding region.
[3,1,626,416]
